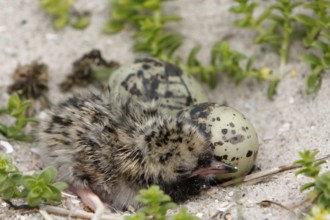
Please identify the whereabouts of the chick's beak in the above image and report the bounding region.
[191,160,237,177]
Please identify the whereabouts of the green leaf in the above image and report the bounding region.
[27,196,42,207]
[143,0,160,10]
[267,79,280,100]
[161,16,182,23]
[301,54,321,66]
[29,186,43,198]
[22,176,36,189]
[173,208,200,220]
[104,20,124,34]
[255,33,281,44]
[41,185,55,200]
[229,6,244,13]
[311,41,329,54]
[124,212,147,220]
[187,46,201,67]
[0,173,7,183]
[300,182,315,192]
[52,181,68,191]
[245,57,255,71]
[306,74,321,94]
[320,30,330,39]
[71,15,90,29]
[268,15,284,25]
[38,166,57,183]
[54,15,69,29]
[166,36,183,58]
[1,186,14,200]
[322,56,330,69]
[315,171,330,207]
[209,71,218,89]
[255,7,272,25]
[294,14,315,26]
[8,173,23,185]
[8,93,20,113]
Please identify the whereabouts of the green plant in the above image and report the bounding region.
[305,204,330,220]
[106,0,274,93]
[125,185,199,220]
[22,167,68,207]
[0,153,23,200]
[0,93,38,142]
[39,0,90,29]
[294,150,330,209]
[105,0,182,61]
[185,40,280,96]
[294,0,330,94]
[230,0,330,95]
[0,152,68,207]
[300,31,330,95]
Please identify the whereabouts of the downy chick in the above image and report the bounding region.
[37,91,236,214]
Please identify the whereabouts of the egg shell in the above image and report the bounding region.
[177,103,259,180]
[107,58,209,115]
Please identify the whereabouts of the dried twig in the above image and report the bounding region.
[42,205,125,220]
[39,209,54,220]
[220,154,330,187]
[258,200,296,214]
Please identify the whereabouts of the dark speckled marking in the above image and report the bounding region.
[229,135,245,144]
[134,58,163,67]
[213,141,224,146]
[159,152,173,164]
[142,64,150,70]
[129,83,142,96]
[164,61,183,76]
[229,122,235,127]
[52,115,72,126]
[137,70,144,77]
[165,91,173,97]
[246,150,253,157]
[150,77,159,91]
[214,155,222,161]
[221,129,228,135]
[185,96,193,106]
[214,155,228,161]
[59,96,83,108]
[189,103,214,120]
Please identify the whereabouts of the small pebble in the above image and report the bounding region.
[0,140,13,153]
[196,213,204,218]
[45,33,59,41]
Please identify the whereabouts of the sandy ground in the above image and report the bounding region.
[1,0,330,219]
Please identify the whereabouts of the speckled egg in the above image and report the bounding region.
[177,103,259,180]
[107,58,209,115]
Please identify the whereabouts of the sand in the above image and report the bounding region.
[0,0,329,219]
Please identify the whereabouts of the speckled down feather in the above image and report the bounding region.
[37,92,217,210]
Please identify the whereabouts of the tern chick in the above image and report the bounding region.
[37,92,236,214]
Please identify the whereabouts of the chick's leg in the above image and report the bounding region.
[69,186,107,220]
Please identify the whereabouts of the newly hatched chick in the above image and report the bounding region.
[37,91,236,214]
